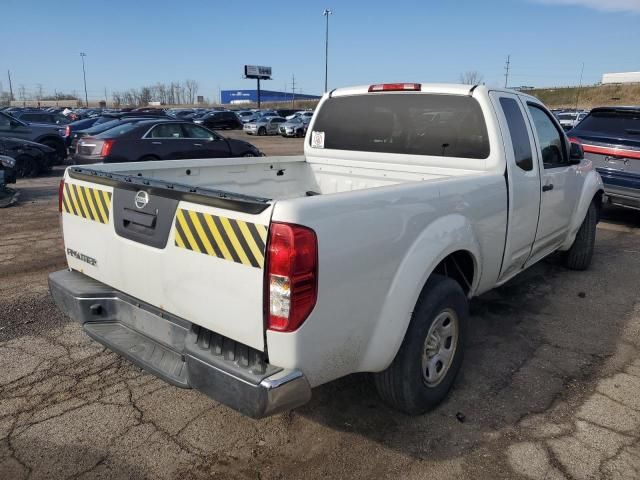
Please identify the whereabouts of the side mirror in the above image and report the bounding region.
[569,142,584,163]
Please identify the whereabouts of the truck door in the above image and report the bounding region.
[489,92,541,282]
[523,101,583,264]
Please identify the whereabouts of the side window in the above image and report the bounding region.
[527,104,566,168]
[148,124,184,138]
[182,124,214,139]
[499,97,533,171]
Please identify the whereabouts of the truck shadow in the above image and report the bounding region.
[295,214,639,462]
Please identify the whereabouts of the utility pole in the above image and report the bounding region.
[7,70,14,102]
[323,9,332,93]
[291,74,297,108]
[104,87,108,105]
[80,52,88,107]
[575,62,585,111]
[504,55,511,88]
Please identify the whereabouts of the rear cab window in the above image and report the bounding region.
[310,93,490,159]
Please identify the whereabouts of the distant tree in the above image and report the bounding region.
[185,79,199,104]
[459,71,484,85]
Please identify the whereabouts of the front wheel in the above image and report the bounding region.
[374,274,468,415]
[258,127,267,136]
[564,201,597,271]
[40,140,66,165]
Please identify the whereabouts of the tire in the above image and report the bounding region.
[258,127,267,136]
[40,139,66,166]
[15,154,41,178]
[374,274,468,415]
[564,201,597,271]
[242,152,256,157]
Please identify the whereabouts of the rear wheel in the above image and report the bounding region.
[258,127,267,136]
[374,274,468,415]
[564,201,597,271]
[242,152,256,157]
[15,154,41,178]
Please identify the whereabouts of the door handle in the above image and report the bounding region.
[152,141,162,145]
[542,184,554,192]
[193,143,202,147]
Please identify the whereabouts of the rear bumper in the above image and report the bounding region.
[597,168,640,209]
[48,269,311,418]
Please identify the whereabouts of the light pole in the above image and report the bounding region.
[80,52,88,107]
[323,9,332,93]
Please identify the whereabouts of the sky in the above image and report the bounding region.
[1,0,639,102]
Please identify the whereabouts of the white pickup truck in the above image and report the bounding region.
[50,83,604,418]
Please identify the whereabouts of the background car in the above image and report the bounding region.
[235,111,260,123]
[68,117,166,155]
[0,111,67,164]
[279,116,310,137]
[243,116,286,135]
[0,136,56,178]
[568,106,640,210]
[194,111,242,130]
[73,120,262,164]
[557,111,588,131]
[63,117,104,149]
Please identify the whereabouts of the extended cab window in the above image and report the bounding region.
[499,97,533,171]
[528,104,566,168]
[311,94,490,159]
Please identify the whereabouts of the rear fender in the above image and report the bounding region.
[560,169,604,251]
[358,213,481,372]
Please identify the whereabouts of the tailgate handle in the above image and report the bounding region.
[122,208,157,229]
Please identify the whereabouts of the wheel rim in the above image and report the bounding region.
[421,309,459,387]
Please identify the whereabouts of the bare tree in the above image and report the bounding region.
[18,84,26,101]
[35,83,44,101]
[459,71,484,85]
[185,79,199,104]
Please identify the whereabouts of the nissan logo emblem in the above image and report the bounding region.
[134,191,149,209]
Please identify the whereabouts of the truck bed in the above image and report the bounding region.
[77,155,482,201]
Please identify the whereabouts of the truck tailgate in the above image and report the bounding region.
[61,169,272,351]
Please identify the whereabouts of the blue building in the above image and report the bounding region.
[221,89,321,105]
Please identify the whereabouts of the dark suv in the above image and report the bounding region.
[0,111,67,163]
[12,111,71,126]
[568,106,640,210]
[194,111,242,130]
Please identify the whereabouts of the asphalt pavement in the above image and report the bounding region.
[1,134,639,479]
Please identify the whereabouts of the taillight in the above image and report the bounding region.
[100,139,115,157]
[64,125,71,137]
[58,179,64,213]
[368,83,421,92]
[266,222,318,332]
[568,137,580,144]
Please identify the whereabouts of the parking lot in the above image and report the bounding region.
[0,131,638,479]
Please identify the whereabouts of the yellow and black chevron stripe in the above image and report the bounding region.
[61,183,112,224]
[174,208,268,269]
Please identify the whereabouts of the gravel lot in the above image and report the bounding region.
[1,132,640,479]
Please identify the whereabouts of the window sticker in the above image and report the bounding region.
[311,131,325,149]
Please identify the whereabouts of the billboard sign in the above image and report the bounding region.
[244,65,272,79]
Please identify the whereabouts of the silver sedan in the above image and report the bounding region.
[243,116,287,136]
